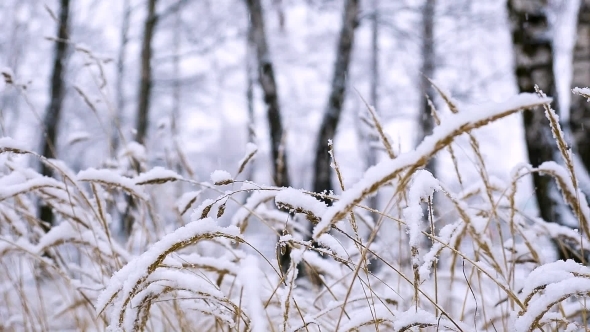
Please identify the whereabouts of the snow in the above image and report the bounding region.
[66,131,90,145]
[519,260,588,297]
[176,190,202,215]
[192,198,217,220]
[313,93,552,239]
[210,169,233,185]
[0,176,65,201]
[392,308,437,330]
[237,142,258,174]
[316,233,347,259]
[274,187,327,221]
[338,306,393,331]
[0,137,28,153]
[118,142,146,162]
[404,170,440,248]
[37,221,132,262]
[1,1,587,330]
[231,189,278,227]
[572,86,590,101]
[514,260,590,332]
[77,168,148,200]
[96,218,241,323]
[420,222,461,281]
[134,166,182,185]
[236,256,268,332]
[537,161,590,230]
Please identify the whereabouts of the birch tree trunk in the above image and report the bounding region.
[507,0,562,225]
[571,0,590,174]
[39,0,70,229]
[312,0,359,199]
[245,0,290,188]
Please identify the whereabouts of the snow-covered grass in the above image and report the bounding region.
[2,90,590,331]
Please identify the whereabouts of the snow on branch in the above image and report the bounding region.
[572,86,590,101]
[134,166,182,185]
[210,170,233,185]
[515,260,590,332]
[77,168,147,200]
[0,176,66,201]
[96,218,242,330]
[313,93,552,239]
[275,187,327,224]
[0,137,29,154]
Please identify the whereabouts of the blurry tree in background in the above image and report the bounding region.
[39,0,70,230]
[112,0,131,157]
[0,0,587,262]
[245,0,290,188]
[135,0,158,147]
[571,0,590,178]
[507,0,563,227]
[364,0,381,215]
[312,0,360,200]
[418,0,436,176]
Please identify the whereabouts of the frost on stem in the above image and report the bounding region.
[404,170,440,249]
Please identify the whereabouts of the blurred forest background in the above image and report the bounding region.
[5,0,590,330]
[1,0,570,201]
[2,0,590,269]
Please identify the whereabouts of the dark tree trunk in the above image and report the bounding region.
[245,0,290,188]
[245,0,292,275]
[571,0,590,174]
[418,0,436,176]
[135,0,158,146]
[122,0,158,238]
[507,0,562,225]
[312,0,359,199]
[506,0,581,262]
[39,0,70,229]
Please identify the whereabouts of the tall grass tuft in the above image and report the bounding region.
[2,87,590,331]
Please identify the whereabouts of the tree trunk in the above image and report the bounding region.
[418,0,436,176]
[507,0,573,261]
[365,0,381,273]
[312,0,359,199]
[507,0,562,225]
[135,0,158,146]
[113,0,131,156]
[122,0,158,238]
[367,0,379,214]
[39,0,70,229]
[245,0,290,188]
[571,0,590,174]
[273,0,285,32]
[245,13,257,182]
